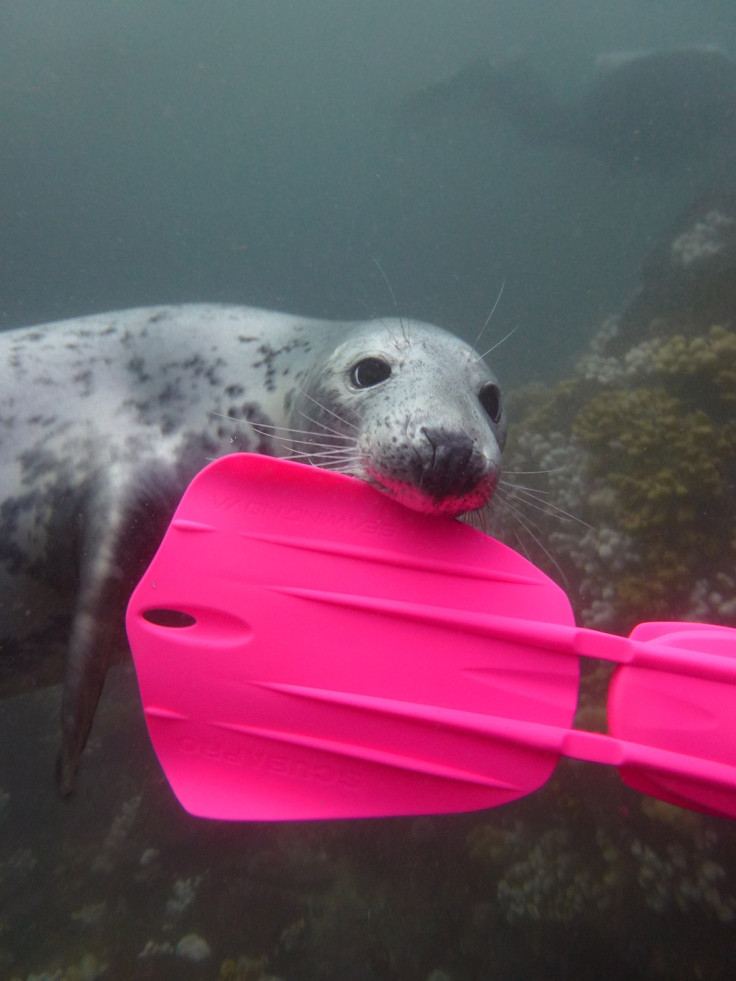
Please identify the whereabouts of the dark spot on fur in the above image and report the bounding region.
[122,396,153,417]
[156,383,181,405]
[73,369,95,395]
[241,402,273,424]
[148,311,169,324]
[225,402,276,453]
[251,339,312,395]
[172,354,226,387]
[127,356,151,382]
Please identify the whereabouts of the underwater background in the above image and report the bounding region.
[2,0,736,978]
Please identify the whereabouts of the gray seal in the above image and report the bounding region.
[0,303,506,793]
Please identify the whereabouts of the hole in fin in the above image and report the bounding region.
[142,608,197,628]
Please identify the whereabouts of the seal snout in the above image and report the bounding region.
[419,426,478,498]
[409,426,500,517]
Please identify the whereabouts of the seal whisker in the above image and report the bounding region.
[297,389,361,433]
[297,409,359,442]
[249,427,353,453]
[213,413,354,447]
[292,443,357,455]
[321,461,363,475]
[315,453,362,466]
[287,448,360,463]
[242,429,295,452]
[474,278,506,348]
[247,420,353,441]
[495,491,570,587]
[304,445,362,461]
[461,503,492,535]
[371,255,398,311]
[499,485,589,529]
[502,467,567,476]
[297,415,353,444]
[308,448,361,459]
[502,483,593,529]
[499,479,552,496]
[377,316,402,348]
[211,410,251,424]
[299,452,362,473]
[369,257,412,346]
[479,322,520,360]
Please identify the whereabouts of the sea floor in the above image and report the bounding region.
[1,665,735,980]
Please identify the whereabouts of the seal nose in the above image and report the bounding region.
[420,427,479,499]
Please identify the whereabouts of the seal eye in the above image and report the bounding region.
[479,382,502,423]
[350,357,392,388]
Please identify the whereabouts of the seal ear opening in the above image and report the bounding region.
[142,608,197,628]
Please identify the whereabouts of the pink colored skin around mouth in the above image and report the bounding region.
[366,470,499,517]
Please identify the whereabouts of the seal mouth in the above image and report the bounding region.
[361,427,501,517]
[365,468,499,517]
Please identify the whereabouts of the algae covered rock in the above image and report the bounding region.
[497,191,736,634]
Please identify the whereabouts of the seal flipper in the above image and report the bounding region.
[56,466,186,795]
[56,574,126,796]
[56,477,134,796]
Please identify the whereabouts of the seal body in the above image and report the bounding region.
[0,303,506,793]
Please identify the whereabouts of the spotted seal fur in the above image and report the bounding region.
[0,303,506,794]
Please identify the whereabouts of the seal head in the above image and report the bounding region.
[290,318,505,516]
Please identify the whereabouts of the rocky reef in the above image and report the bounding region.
[495,189,736,635]
[5,193,736,981]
